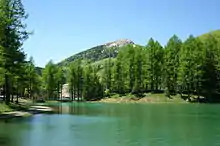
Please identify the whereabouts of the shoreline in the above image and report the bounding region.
[0,103,53,120]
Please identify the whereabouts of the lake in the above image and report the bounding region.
[0,102,220,146]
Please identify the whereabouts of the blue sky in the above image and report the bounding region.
[23,0,220,67]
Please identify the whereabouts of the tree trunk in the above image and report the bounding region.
[11,94,14,102]
[5,74,10,105]
[16,84,19,104]
[29,79,32,99]
[57,83,59,100]
[71,88,73,101]
[60,84,63,100]
[73,88,76,101]
[3,84,6,101]
[77,87,80,102]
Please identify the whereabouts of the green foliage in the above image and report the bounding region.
[145,39,164,92]
[132,46,145,96]
[0,103,12,113]
[200,35,220,101]
[103,58,112,92]
[164,35,182,96]
[67,59,103,101]
[58,45,117,67]
[42,60,58,100]
[178,35,198,97]
[112,53,124,95]
[67,59,84,100]
[199,30,220,43]
[83,64,103,100]
[57,39,134,67]
[0,0,30,104]
[41,61,65,100]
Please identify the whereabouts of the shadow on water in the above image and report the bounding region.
[0,137,12,146]
[51,102,109,116]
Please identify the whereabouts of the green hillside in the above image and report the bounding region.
[199,29,220,42]
[57,39,134,67]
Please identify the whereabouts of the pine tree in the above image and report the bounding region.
[82,63,103,100]
[55,67,65,99]
[112,51,124,95]
[68,63,75,101]
[132,46,144,96]
[164,35,182,97]
[75,59,83,101]
[82,63,93,100]
[103,59,112,96]
[68,59,83,101]
[178,35,202,100]
[127,45,135,92]
[42,60,57,100]
[201,35,219,101]
[146,38,164,92]
[0,0,30,104]
[25,57,35,99]
[191,38,205,98]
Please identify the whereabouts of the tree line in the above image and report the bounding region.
[104,35,220,102]
[42,34,220,103]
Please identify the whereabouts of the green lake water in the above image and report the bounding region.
[1,102,220,146]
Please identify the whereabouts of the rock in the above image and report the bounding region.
[29,106,53,113]
[104,39,134,48]
[0,111,31,119]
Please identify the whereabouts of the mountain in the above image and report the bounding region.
[199,29,220,42]
[57,39,135,66]
[38,29,220,72]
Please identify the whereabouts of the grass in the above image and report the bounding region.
[100,93,187,103]
[0,103,13,113]
[8,103,30,111]
[46,100,59,103]
[141,93,186,103]
[199,29,220,42]
[0,98,33,114]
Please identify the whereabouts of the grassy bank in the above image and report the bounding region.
[98,93,187,103]
[0,98,54,119]
[0,103,13,113]
[0,98,32,114]
[0,103,30,114]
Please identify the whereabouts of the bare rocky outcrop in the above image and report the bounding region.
[104,39,134,48]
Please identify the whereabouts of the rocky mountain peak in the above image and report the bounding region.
[104,39,134,48]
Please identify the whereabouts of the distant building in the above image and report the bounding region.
[62,84,70,98]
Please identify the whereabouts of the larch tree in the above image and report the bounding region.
[42,60,57,100]
[164,35,182,97]
[0,0,30,104]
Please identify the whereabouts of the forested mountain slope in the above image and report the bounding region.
[199,30,220,42]
[57,39,134,66]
